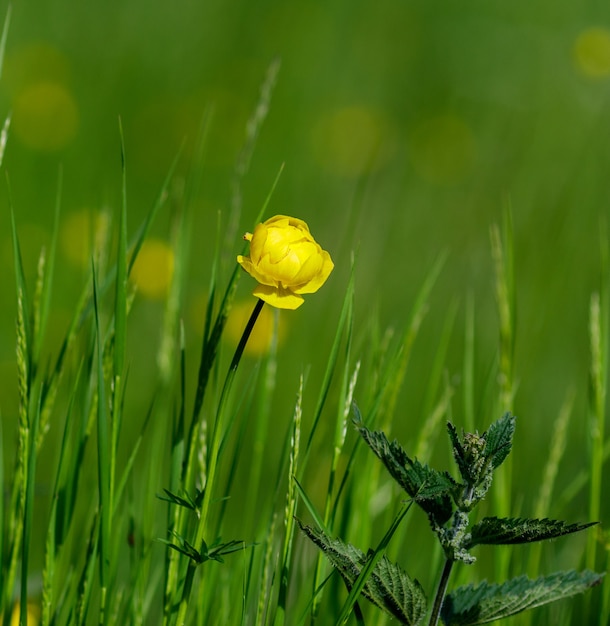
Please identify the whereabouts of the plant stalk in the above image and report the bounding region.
[428,558,454,626]
[175,298,264,625]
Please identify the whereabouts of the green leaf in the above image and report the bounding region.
[357,424,456,525]
[206,539,248,563]
[336,499,414,626]
[441,570,604,625]
[159,533,202,564]
[447,422,479,486]
[159,534,247,565]
[298,521,427,626]
[466,517,597,548]
[483,412,515,470]
[157,488,198,511]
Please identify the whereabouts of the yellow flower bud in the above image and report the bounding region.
[237,215,334,310]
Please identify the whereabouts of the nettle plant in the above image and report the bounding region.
[298,411,604,625]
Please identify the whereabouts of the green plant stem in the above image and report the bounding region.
[175,298,264,626]
[428,558,454,626]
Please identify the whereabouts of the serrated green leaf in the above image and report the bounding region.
[466,517,597,548]
[357,425,456,525]
[483,412,515,470]
[447,422,469,481]
[298,521,427,625]
[441,570,604,625]
[447,423,488,491]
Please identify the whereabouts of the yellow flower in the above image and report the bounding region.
[237,215,334,310]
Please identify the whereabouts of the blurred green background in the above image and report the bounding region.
[1,0,610,533]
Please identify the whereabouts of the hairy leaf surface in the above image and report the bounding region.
[298,521,427,625]
[467,517,597,548]
[483,412,515,470]
[441,570,604,625]
[357,424,456,525]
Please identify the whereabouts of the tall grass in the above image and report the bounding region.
[1,57,608,626]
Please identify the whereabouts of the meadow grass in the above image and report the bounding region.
[3,178,607,625]
[1,35,609,626]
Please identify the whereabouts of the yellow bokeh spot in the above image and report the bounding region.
[130,239,175,300]
[13,81,79,151]
[60,209,110,267]
[409,114,476,184]
[312,105,394,176]
[1,601,40,626]
[190,295,286,356]
[573,27,610,78]
[225,300,286,356]
[5,42,72,92]
[4,42,79,151]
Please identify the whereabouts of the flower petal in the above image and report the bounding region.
[248,222,269,264]
[266,215,311,235]
[290,245,324,285]
[253,284,304,310]
[238,214,333,309]
[293,250,334,294]
[237,254,278,287]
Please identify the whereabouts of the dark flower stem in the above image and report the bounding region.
[229,297,265,373]
[429,558,454,626]
[175,298,265,625]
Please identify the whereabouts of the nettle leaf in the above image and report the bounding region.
[298,521,427,625]
[447,422,471,482]
[466,517,597,548]
[441,570,604,625]
[447,423,488,489]
[357,424,456,525]
[483,412,515,470]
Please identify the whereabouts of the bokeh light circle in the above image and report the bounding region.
[311,105,394,177]
[573,27,610,78]
[130,239,175,300]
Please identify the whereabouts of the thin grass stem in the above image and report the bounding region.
[92,264,111,625]
[490,210,516,583]
[274,374,304,626]
[175,298,265,625]
[586,220,609,625]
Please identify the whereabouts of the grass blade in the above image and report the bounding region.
[92,262,111,624]
[274,374,304,626]
[586,219,609,625]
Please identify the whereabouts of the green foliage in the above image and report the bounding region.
[302,411,602,625]
[1,8,608,622]
[158,532,247,565]
[355,420,457,527]
[297,521,427,626]
[157,488,201,511]
[441,571,604,625]
[447,413,515,510]
[466,517,597,548]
